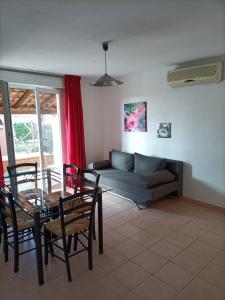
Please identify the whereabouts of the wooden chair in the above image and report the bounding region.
[66,169,100,249]
[44,188,98,282]
[0,188,36,273]
[7,163,39,201]
[79,169,100,240]
[63,163,80,193]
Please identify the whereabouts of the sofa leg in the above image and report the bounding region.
[135,202,148,210]
[172,190,182,197]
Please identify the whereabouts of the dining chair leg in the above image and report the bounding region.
[62,236,72,282]
[32,228,36,241]
[14,232,19,273]
[93,223,96,240]
[3,224,8,262]
[88,228,93,270]
[67,236,72,253]
[44,227,49,265]
[73,233,78,251]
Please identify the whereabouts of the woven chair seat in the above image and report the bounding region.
[45,213,89,237]
[17,188,43,200]
[5,211,34,231]
[63,197,91,213]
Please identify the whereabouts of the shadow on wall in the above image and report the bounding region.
[183,163,225,208]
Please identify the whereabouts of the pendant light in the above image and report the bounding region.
[90,41,123,87]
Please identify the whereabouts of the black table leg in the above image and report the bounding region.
[34,211,44,285]
[97,191,103,254]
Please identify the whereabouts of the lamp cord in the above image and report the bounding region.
[105,50,107,75]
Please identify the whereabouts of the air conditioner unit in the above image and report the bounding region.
[167,61,223,87]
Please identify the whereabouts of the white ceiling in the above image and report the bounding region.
[0,0,224,76]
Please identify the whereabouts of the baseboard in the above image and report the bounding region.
[181,196,225,214]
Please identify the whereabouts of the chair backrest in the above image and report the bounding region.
[7,163,38,192]
[59,188,98,238]
[0,188,18,232]
[63,164,80,193]
[80,169,100,190]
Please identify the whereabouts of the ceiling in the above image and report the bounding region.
[0,0,224,77]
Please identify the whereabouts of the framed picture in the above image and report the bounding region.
[124,102,147,132]
[157,123,171,138]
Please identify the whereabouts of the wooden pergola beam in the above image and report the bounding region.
[13,90,33,108]
[41,94,56,107]
[0,108,57,115]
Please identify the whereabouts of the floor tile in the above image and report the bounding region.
[132,214,163,229]
[104,230,127,247]
[155,262,194,291]
[212,249,225,268]
[174,293,190,300]
[151,240,183,260]
[132,249,168,273]
[131,231,162,248]
[182,277,225,300]
[85,274,129,300]
[172,249,208,274]
[39,278,92,300]
[115,223,141,238]
[134,275,177,300]
[147,223,176,238]
[94,247,128,272]
[198,262,225,290]
[197,208,225,223]
[104,215,127,229]
[211,221,225,237]
[199,232,225,250]
[165,232,196,249]
[178,220,209,238]
[187,240,220,261]
[122,292,141,300]
[115,239,145,259]
[111,260,149,289]
[0,276,42,300]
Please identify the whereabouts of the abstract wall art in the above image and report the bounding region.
[124,102,147,132]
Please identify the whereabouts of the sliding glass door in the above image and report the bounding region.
[0,80,63,179]
[37,88,62,171]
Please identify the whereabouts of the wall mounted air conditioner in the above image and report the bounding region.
[167,61,223,87]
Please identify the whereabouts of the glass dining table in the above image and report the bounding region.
[8,168,106,285]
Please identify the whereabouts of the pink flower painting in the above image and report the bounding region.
[124,102,147,132]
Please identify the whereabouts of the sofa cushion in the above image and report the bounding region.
[134,152,166,176]
[144,170,175,187]
[96,168,149,189]
[111,150,134,171]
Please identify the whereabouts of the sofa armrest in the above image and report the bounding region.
[88,160,111,170]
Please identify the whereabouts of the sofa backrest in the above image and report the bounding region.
[110,149,134,171]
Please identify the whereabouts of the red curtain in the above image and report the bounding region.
[0,147,4,187]
[64,75,86,169]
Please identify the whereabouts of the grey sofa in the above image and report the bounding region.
[88,150,183,208]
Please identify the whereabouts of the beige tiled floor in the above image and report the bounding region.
[1,193,225,300]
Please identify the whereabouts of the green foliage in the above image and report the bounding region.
[13,122,38,141]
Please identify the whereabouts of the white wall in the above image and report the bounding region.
[81,77,104,164]
[102,66,225,208]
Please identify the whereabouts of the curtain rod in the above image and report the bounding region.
[0,66,64,78]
